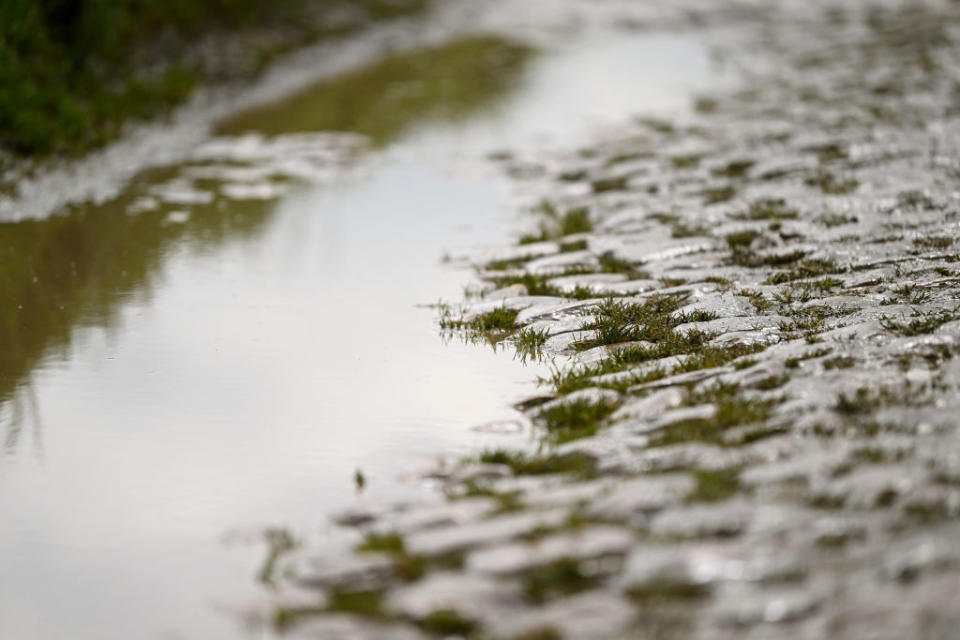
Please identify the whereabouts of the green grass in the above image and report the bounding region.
[880,309,959,336]
[742,198,798,221]
[637,117,675,134]
[419,609,477,636]
[356,532,405,553]
[545,357,667,395]
[627,577,710,602]
[914,236,956,250]
[455,480,523,513]
[725,230,758,249]
[688,469,742,502]
[817,213,859,227]
[738,288,772,312]
[834,387,906,415]
[538,398,619,443]
[591,175,631,193]
[575,297,716,351]
[670,222,710,238]
[544,340,761,396]
[514,327,550,362]
[670,154,702,169]
[713,159,755,178]
[560,239,589,252]
[731,246,808,269]
[523,558,600,604]
[650,383,779,448]
[257,528,297,584]
[559,207,593,235]
[805,171,859,194]
[823,355,856,370]
[785,347,832,368]
[676,344,764,373]
[892,283,932,305]
[510,628,563,640]
[440,306,520,333]
[326,589,388,618]
[598,252,647,278]
[355,531,427,582]
[219,36,532,146]
[517,204,594,243]
[694,97,719,114]
[478,450,598,478]
[703,185,737,204]
[764,258,842,285]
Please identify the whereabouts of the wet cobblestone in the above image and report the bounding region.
[254,1,960,637]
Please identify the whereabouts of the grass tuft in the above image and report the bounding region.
[478,450,597,478]
[688,469,742,502]
[419,609,477,636]
[743,198,798,220]
[538,397,619,443]
[880,309,959,336]
[514,327,549,362]
[651,383,779,448]
[326,590,387,618]
[523,558,600,604]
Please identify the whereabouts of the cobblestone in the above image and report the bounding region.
[254,1,960,637]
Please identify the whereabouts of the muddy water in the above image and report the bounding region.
[0,33,716,640]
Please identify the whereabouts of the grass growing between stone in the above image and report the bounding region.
[650,383,781,448]
[833,386,923,416]
[703,185,737,204]
[627,577,710,603]
[326,589,388,618]
[688,469,743,502]
[419,609,477,636]
[523,558,601,604]
[440,305,520,337]
[764,258,842,285]
[514,327,550,362]
[257,528,298,585]
[355,531,470,583]
[544,342,764,396]
[740,198,799,221]
[519,203,595,244]
[880,309,959,336]
[510,627,563,640]
[576,297,716,351]
[479,450,598,478]
[538,397,620,443]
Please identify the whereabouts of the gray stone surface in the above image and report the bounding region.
[405,509,569,557]
[251,2,960,636]
[467,526,634,575]
[285,615,428,640]
[386,572,522,623]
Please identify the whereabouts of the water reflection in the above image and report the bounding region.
[218,37,532,144]
[2,380,44,458]
[0,30,716,640]
[0,189,272,429]
[0,35,532,454]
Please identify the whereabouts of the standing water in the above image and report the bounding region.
[0,30,716,640]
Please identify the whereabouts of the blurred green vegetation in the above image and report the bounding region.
[218,36,533,145]
[0,0,427,156]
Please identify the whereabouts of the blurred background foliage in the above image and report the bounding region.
[0,0,426,156]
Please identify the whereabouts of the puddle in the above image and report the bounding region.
[217,36,533,145]
[0,31,717,640]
